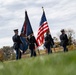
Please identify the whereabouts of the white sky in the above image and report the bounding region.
[0,0,76,48]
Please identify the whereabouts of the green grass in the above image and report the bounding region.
[0,50,76,75]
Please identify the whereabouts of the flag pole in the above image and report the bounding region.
[25,10,27,14]
[35,7,45,56]
[25,10,27,19]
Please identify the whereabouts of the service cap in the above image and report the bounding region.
[14,29,18,32]
[61,29,65,32]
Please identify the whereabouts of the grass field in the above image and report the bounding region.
[0,50,76,75]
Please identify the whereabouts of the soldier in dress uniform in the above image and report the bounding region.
[27,34,38,57]
[60,29,68,52]
[12,29,22,60]
[44,30,54,54]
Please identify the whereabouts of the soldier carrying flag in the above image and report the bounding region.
[21,11,38,57]
[37,7,54,54]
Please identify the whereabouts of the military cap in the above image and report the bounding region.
[61,29,65,32]
[14,29,18,32]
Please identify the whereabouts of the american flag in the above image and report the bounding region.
[37,8,49,46]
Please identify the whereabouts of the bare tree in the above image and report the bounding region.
[53,37,59,42]
[66,29,75,45]
[0,46,15,61]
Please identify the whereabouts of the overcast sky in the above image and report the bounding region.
[0,0,76,48]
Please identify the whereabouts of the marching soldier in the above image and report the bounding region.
[44,30,54,54]
[12,29,22,60]
[27,34,38,57]
[60,29,68,52]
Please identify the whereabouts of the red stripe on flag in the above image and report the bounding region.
[37,21,49,46]
[23,22,26,34]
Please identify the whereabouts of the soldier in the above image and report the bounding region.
[27,34,38,57]
[60,29,68,52]
[12,29,22,60]
[44,30,54,54]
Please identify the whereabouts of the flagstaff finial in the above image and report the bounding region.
[42,7,44,11]
[25,10,27,19]
[42,7,43,9]
[25,10,27,13]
